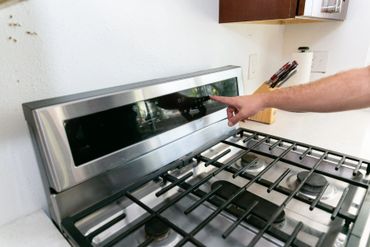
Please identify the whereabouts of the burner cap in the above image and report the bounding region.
[144,217,170,240]
[241,154,258,164]
[297,171,327,195]
[240,154,266,173]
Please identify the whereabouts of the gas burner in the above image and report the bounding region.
[228,134,242,143]
[145,217,170,241]
[286,172,337,200]
[297,171,327,195]
[239,154,266,173]
[210,180,285,228]
[135,217,181,246]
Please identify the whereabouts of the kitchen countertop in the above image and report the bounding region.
[240,109,370,160]
[0,210,69,247]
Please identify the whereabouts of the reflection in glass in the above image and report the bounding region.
[64,78,238,166]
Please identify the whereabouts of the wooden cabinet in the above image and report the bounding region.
[219,0,306,23]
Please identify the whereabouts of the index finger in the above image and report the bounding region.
[210,95,236,106]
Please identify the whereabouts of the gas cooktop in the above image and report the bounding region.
[62,128,370,247]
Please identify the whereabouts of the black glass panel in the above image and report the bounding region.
[64,78,238,166]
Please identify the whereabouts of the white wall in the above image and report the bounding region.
[282,0,370,81]
[0,0,285,227]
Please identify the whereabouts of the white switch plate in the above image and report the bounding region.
[365,46,370,66]
[311,51,328,73]
[248,53,258,80]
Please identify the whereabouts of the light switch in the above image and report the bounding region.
[311,51,328,73]
[248,53,258,80]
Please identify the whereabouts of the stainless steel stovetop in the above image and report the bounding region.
[63,129,370,247]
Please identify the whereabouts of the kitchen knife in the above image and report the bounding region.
[275,69,297,88]
[275,61,298,84]
[270,61,298,88]
[267,62,291,86]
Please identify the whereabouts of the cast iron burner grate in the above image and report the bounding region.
[61,128,370,247]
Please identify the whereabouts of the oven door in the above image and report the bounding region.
[29,66,243,192]
[302,0,349,20]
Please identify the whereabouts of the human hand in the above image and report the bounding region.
[210,95,265,126]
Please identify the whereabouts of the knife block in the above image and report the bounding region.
[248,83,276,124]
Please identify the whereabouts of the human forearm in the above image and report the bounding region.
[211,66,370,126]
[262,66,370,112]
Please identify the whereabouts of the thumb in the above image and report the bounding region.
[228,112,244,126]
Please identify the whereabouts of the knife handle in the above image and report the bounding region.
[270,61,298,88]
[268,62,290,85]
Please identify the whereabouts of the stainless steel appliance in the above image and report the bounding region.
[299,0,350,21]
[23,66,370,246]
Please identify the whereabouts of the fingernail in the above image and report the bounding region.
[228,121,233,127]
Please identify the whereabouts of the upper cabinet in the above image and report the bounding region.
[219,0,349,24]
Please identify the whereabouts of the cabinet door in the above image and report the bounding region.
[219,0,298,23]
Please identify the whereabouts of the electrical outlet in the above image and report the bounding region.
[248,53,258,80]
[311,51,328,73]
